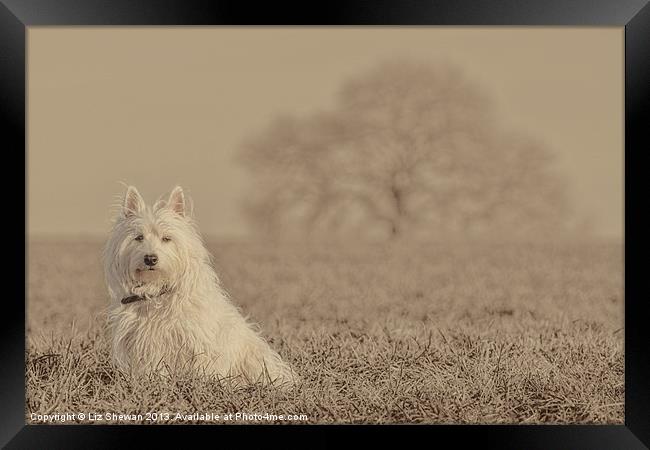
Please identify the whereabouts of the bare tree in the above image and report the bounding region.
[238,60,573,240]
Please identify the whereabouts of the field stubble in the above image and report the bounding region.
[27,239,623,424]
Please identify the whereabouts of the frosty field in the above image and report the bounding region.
[26,239,624,424]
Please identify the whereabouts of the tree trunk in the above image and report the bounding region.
[390,221,399,238]
[390,184,403,239]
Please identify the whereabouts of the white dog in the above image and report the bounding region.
[103,185,296,385]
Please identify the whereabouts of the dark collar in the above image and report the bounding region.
[121,286,171,305]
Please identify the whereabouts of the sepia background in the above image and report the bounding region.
[27,28,623,424]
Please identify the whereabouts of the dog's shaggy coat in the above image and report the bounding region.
[103,185,295,385]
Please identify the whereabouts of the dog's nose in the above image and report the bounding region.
[144,254,158,266]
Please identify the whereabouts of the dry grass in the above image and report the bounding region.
[26,239,623,424]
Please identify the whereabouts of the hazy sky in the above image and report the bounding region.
[28,27,623,240]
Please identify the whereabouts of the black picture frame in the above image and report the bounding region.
[2,0,648,448]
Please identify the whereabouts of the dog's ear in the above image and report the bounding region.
[167,186,186,217]
[123,186,145,218]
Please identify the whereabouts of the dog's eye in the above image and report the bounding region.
[134,235,144,242]
[162,236,171,242]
